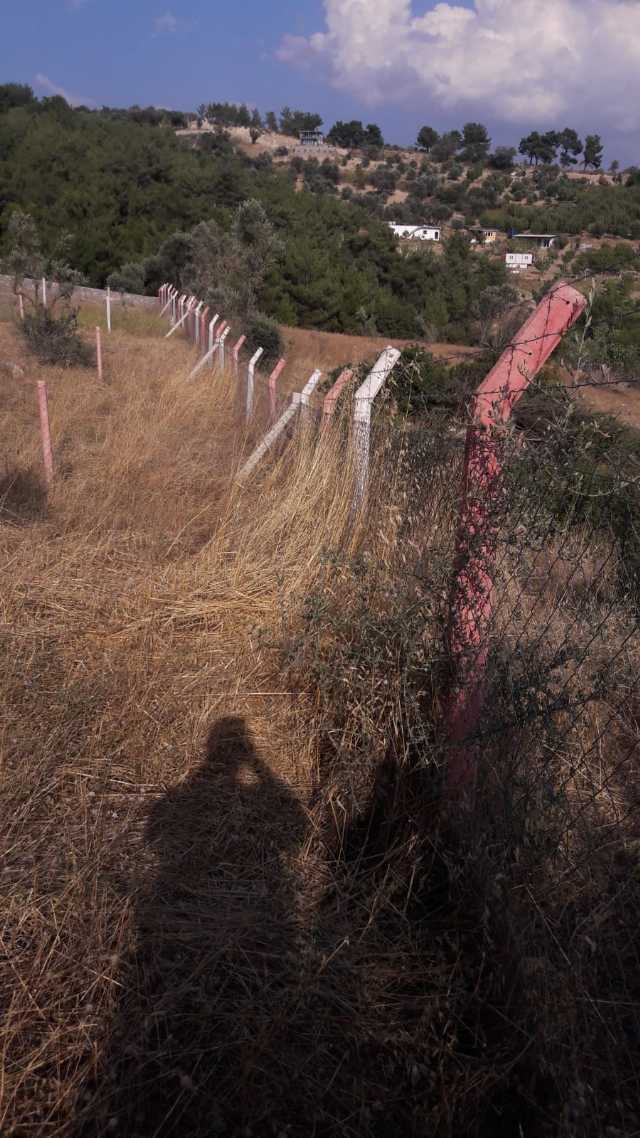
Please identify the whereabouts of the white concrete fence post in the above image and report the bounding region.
[247,347,264,421]
[106,286,112,333]
[194,301,204,346]
[165,296,195,339]
[238,394,302,483]
[299,369,323,422]
[208,314,220,353]
[41,277,47,309]
[352,348,401,512]
[218,325,231,371]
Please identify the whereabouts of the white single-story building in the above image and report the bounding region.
[512,232,557,249]
[299,130,324,146]
[506,252,534,272]
[469,227,499,246]
[388,224,440,242]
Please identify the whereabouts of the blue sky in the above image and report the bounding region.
[2,0,640,162]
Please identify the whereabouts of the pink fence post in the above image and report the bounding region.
[322,368,354,425]
[96,326,103,381]
[232,334,246,376]
[201,306,209,346]
[268,358,286,421]
[37,380,54,486]
[445,282,587,800]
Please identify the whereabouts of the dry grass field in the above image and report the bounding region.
[1,306,640,1138]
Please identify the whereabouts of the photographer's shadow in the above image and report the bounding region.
[83,716,307,1137]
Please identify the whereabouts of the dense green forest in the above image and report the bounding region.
[0,87,509,341]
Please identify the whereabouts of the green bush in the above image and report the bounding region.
[20,306,92,367]
[243,311,283,367]
[389,346,494,417]
[573,242,639,274]
[513,383,640,604]
[107,262,145,295]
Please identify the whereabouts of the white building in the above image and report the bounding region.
[389,224,440,242]
[469,227,499,245]
[506,252,534,272]
[299,130,324,146]
[512,232,557,249]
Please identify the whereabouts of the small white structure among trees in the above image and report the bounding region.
[506,252,534,272]
[388,224,440,242]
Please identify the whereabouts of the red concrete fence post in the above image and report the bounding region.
[232,334,246,376]
[445,282,587,800]
[37,380,54,486]
[322,368,354,425]
[268,358,286,421]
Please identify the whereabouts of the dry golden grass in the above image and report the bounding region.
[1,311,639,1138]
[0,311,374,1136]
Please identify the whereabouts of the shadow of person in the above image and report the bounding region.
[77,716,307,1138]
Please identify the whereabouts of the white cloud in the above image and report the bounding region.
[278,0,640,130]
[153,11,178,35]
[34,73,95,108]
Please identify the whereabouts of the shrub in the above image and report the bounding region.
[389,347,493,417]
[243,311,283,367]
[20,307,92,367]
[107,262,145,295]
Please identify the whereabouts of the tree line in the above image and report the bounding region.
[416,121,606,171]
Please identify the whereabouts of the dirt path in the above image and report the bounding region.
[574,379,640,431]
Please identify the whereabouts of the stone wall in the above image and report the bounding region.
[0,275,157,310]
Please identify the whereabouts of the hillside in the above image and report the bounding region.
[3,88,640,355]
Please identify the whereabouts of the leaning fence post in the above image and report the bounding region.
[96,326,103,381]
[193,301,203,345]
[165,297,195,338]
[352,348,401,512]
[213,322,227,368]
[268,357,286,420]
[238,394,302,483]
[300,369,323,423]
[445,282,587,800]
[218,325,231,370]
[18,293,25,321]
[160,288,175,320]
[322,368,354,426]
[208,314,220,353]
[37,380,54,486]
[232,334,246,376]
[246,348,264,421]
